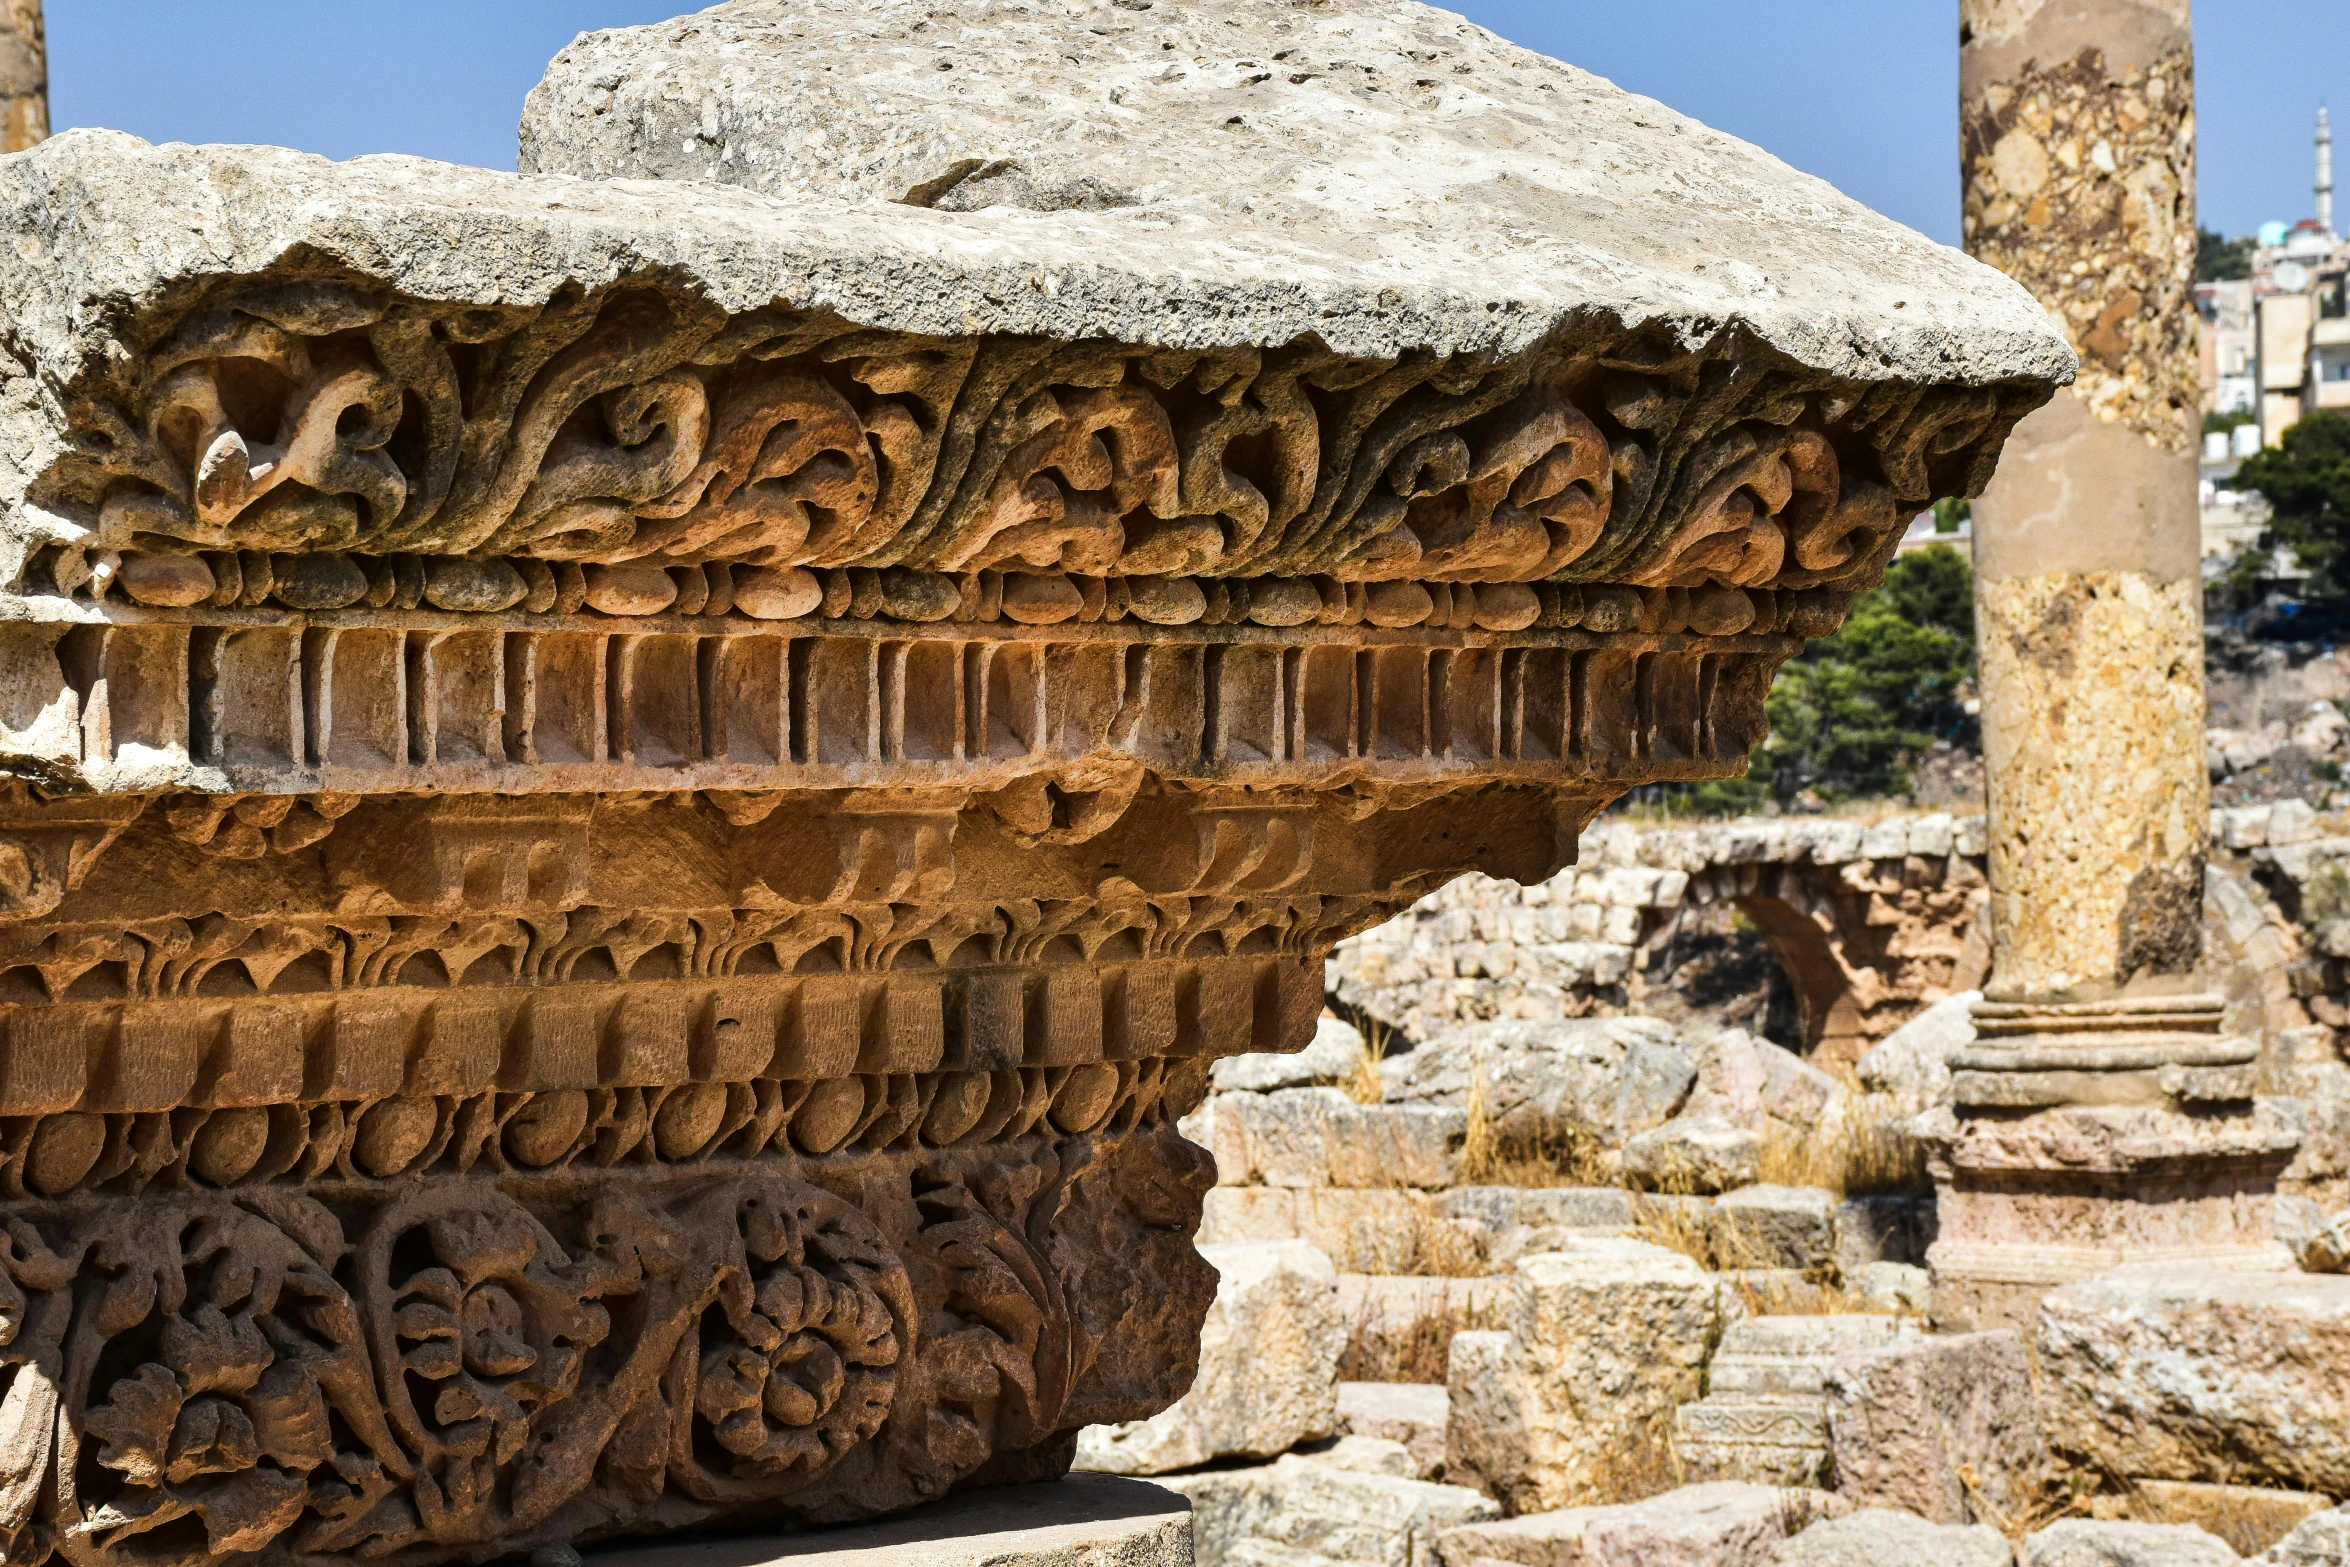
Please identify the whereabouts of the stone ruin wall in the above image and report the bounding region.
[1333,804,2329,1084]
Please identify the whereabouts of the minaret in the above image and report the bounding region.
[2322,107,2336,236]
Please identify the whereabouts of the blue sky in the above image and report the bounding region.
[45,1,2350,248]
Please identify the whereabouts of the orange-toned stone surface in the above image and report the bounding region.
[0,3,2070,1561]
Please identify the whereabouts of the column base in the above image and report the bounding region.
[1923,1098,2303,1333]
[1926,994,2303,1332]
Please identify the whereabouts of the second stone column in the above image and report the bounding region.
[1930,0,2300,1331]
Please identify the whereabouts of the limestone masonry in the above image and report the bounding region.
[0,2,2066,1564]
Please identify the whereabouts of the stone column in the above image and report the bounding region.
[1930,0,2301,1331]
[0,1,42,152]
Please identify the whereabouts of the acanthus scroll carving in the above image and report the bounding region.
[44,281,2035,609]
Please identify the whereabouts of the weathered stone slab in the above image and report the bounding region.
[1432,1485,1845,1567]
[1623,1116,1763,1194]
[1079,1240,1345,1475]
[1341,1383,1453,1483]
[1763,1510,2014,1567]
[1159,1449,1496,1567]
[524,1,2070,393]
[587,1476,1194,1566]
[1375,1017,1695,1155]
[1856,991,1976,1114]
[1712,1183,1838,1272]
[1823,1329,2050,1528]
[2019,1519,2239,1567]
[1202,1188,1494,1276]
[1197,1089,1465,1191]
[1445,1239,1720,1513]
[1434,1507,1604,1567]
[1576,1482,1836,1566]
[1673,1315,1920,1486]
[2035,1268,2350,1497]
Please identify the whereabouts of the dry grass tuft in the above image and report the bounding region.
[1337,1279,1506,1384]
[1757,1070,1931,1199]
[1458,1043,1498,1179]
[1573,1406,1689,1506]
[1344,1016,1396,1106]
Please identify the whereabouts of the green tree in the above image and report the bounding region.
[2236,409,2350,595]
[1658,545,1978,814]
[2198,226,2256,282]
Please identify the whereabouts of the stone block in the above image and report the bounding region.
[1158,1465,1290,1567]
[1251,1460,1500,1567]
[1216,1016,1370,1093]
[1712,1184,1839,1272]
[1379,1018,1696,1155]
[1432,1486,1847,1566]
[1848,1263,1931,1315]
[1594,1484,1836,1564]
[1763,1510,2014,1567]
[1447,1240,1720,1514]
[1834,1196,1935,1272]
[1435,1507,1602,1566]
[1685,1029,1845,1134]
[2020,1519,2239,1567]
[1673,1315,1920,1486]
[1341,1383,1454,1482]
[1856,992,1977,1114]
[1079,1240,1343,1475]
[1213,1189,1496,1277]
[1207,1089,1464,1191]
[1624,1117,1762,1194]
[1167,1449,1498,1567]
[1823,1330,2049,1528]
[1508,1188,1644,1231]
[2036,1269,2350,1497]
[589,1476,1195,1567]
[2260,1505,2350,1565]
[2089,1481,2337,1559]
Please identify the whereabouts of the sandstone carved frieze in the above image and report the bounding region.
[27,278,2027,619]
[0,1130,1214,1567]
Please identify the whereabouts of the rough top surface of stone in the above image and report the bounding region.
[521,0,2073,388]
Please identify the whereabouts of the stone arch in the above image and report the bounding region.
[1674,855,1990,1066]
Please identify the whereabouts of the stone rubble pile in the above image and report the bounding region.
[1088,798,2350,1564]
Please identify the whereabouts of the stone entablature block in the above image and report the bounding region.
[0,3,2070,1561]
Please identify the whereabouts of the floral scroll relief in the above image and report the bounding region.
[50,281,1994,596]
[0,1175,918,1567]
[0,1134,1203,1567]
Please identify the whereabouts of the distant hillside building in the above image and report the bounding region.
[2198,111,2350,449]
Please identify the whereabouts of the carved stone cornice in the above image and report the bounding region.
[0,11,2071,1559]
